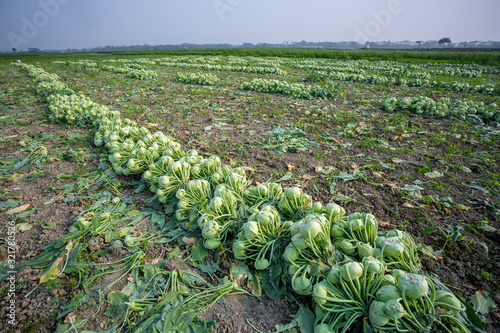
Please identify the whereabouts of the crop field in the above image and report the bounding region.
[0,49,499,333]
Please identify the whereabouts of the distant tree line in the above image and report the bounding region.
[5,39,500,56]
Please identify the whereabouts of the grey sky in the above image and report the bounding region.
[1,0,499,51]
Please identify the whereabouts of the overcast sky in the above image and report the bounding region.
[1,0,499,51]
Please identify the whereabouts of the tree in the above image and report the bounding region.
[416,41,422,49]
[438,38,451,48]
[12,48,17,53]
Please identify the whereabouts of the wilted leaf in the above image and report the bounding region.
[421,226,436,234]
[321,166,335,175]
[273,320,298,333]
[425,170,444,179]
[165,247,181,260]
[456,204,470,211]
[470,291,497,315]
[332,170,363,182]
[231,264,249,287]
[433,249,444,257]
[329,182,337,195]
[287,163,295,171]
[15,223,32,232]
[242,166,256,174]
[402,203,416,208]
[17,207,36,218]
[300,174,314,181]
[377,220,391,228]
[182,237,196,247]
[0,157,16,166]
[231,263,262,297]
[151,211,166,229]
[6,203,31,214]
[474,240,489,256]
[106,291,129,320]
[198,262,219,274]
[39,256,63,284]
[127,210,141,217]
[425,204,438,213]
[400,185,424,198]
[380,162,395,170]
[460,166,472,173]
[64,312,76,324]
[276,172,292,182]
[331,194,352,203]
[44,195,62,205]
[385,183,400,191]
[454,293,484,331]
[417,243,442,260]
[372,172,387,180]
[177,269,209,288]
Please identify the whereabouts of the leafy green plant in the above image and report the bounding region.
[174,72,219,86]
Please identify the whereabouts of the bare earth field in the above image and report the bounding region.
[0,51,499,333]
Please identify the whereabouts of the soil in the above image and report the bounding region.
[200,295,298,333]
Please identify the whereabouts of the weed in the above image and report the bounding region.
[480,269,492,281]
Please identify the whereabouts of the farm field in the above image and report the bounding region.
[0,49,499,333]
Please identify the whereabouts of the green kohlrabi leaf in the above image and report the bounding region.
[470,291,497,315]
[0,199,23,209]
[178,269,209,288]
[295,303,315,333]
[191,239,208,266]
[260,262,287,300]
[106,291,129,320]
